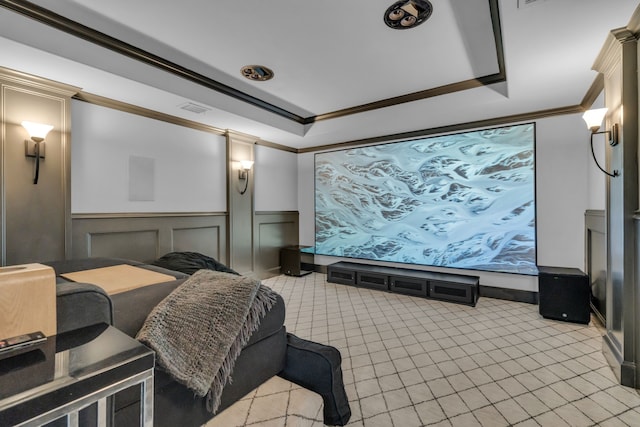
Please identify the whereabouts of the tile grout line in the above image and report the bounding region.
[246,274,640,427]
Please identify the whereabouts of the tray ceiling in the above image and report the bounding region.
[0,0,637,149]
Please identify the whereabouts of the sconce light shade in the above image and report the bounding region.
[21,121,53,185]
[238,160,254,195]
[21,121,53,142]
[239,160,254,171]
[582,107,619,178]
[582,108,608,132]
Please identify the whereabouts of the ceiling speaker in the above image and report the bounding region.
[384,0,433,30]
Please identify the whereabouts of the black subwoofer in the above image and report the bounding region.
[538,266,590,324]
[280,246,313,277]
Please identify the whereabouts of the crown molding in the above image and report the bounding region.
[298,105,583,154]
[0,0,506,126]
[255,139,298,154]
[0,65,80,97]
[580,74,604,110]
[74,91,226,136]
[0,0,306,124]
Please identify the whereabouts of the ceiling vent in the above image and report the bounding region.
[178,102,211,114]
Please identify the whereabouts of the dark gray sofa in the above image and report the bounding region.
[45,257,287,427]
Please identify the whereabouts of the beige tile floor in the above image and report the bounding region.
[206,273,640,427]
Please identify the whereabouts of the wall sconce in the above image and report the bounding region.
[582,108,619,178]
[238,160,254,195]
[21,121,54,185]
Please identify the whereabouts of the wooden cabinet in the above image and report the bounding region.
[327,261,479,306]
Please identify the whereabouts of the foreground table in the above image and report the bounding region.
[0,323,154,426]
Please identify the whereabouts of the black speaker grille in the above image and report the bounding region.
[434,285,467,297]
[361,275,386,285]
[395,280,422,290]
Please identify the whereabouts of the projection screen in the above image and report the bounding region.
[315,123,537,275]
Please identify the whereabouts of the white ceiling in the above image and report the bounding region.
[0,0,638,150]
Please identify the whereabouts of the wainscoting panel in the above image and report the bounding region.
[89,229,159,261]
[172,226,222,260]
[254,212,299,278]
[72,213,227,263]
[73,212,297,277]
[585,210,606,324]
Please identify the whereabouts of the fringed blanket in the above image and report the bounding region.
[136,269,278,413]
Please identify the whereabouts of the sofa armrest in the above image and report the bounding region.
[56,282,113,334]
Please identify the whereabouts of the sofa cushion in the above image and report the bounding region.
[246,292,285,346]
[44,257,189,279]
[44,258,189,335]
[47,255,288,427]
[152,251,239,276]
[55,281,113,334]
[113,294,285,418]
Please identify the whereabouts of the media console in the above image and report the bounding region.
[326,261,479,306]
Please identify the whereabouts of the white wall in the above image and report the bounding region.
[70,99,596,291]
[71,101,226,213]
[254,145,298,211]
[586,92,607,210]
[535,113,590,268]
[298,151,316,244]
[299,113,593,291]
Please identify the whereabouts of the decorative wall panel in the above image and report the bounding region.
[228,132,255,276]
[0,67,78,265]
[89,230,159,261]
[72,214,227,263]
[172,226,222,260]
[254,212,299,277]
[585,210,606,324]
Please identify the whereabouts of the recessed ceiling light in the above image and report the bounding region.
[384,0,433,30]
[240,65,274,82]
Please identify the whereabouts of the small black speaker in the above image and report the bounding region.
[538,266,590,324]
[280,246,313,277]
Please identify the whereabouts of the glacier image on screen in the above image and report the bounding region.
[315,123,536,275]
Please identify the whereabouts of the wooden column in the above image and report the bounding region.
[0,68,79,265]
[592,27,639,388]
[227,131,256,276]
